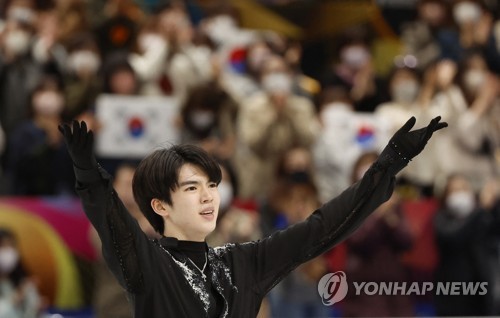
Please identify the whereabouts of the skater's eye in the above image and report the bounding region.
[209,183,217,188]
[185,186,197,191]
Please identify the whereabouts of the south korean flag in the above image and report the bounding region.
[95,94,180,159]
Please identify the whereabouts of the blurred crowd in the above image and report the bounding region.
[0,0,499,317]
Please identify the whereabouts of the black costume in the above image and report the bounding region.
[76,152,399,317]
[61,116,447,318]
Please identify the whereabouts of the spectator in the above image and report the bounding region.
[259,43,317,101]
[63,33,102,119]
[400,0,451,71]
[201,9,255,55]
[218,37,270,104]
[313,87,391,202]
[236,54,319,199]
[283,39,320,100]
[320,27,388,113]
[4,75,74,195]
[53,0,89,48]
[442,0,500,74]
[94,0,143,58]
[260,146,316,237]
[201,11,259,102]
[31,6,67,73]
[375,66,422,133]
[375,65,442,196]
[128,22,168,96]
[422,56,500,191]
[434,174,500,316]
[0,228,42,318]
[0,3,42,135]
[102,53,140,96]
[157,4,214,103]
[263,177,331,318]
[180,81,238,160]
[445,52,500,188]
[403,59,466,193]
[207,159,261,246]
[275,146,314,183]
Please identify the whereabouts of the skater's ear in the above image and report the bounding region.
[151,198,169,216]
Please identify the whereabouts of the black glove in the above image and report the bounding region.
[58,120,97,170]
[379,116,448,175]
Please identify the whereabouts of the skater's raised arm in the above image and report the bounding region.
[59,121,151,293]
[233,116,448,296]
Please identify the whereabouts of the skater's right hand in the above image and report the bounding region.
[58,120,97,170]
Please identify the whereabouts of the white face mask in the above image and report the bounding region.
[446,190,476,218]
[205,15,238,45]
[392,80,419,104]
[33,91,65,116]
[7,6,35,25]
[0,246,19,274]
[138,34,166,52]
[4,29,31,56]
[67,50,101,75]
[262,72,293,95]
[218,181,234,211]
[453,2,482,24]
[341,46,370,69]
[463,69,486,93]
[189,111,215,130]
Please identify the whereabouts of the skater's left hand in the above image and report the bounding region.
[389,116,447,162]
[380,116,448,175]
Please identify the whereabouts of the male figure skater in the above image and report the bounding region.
[59,116,446,317]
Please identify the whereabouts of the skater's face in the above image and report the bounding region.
[155,163,220,241]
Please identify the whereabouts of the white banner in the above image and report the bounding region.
[95,94,180,158]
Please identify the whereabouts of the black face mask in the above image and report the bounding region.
[286,171,311,184]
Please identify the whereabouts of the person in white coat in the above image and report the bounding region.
[313,87,391,203]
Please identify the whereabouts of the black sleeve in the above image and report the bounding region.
[240,155,400,296]
[74,165,154,293]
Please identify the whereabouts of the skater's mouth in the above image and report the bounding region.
[200,207,214,215]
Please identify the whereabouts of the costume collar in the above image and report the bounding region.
[158,236,207,252]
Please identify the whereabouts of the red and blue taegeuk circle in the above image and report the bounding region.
[128,116,144,138]
[356,125,375,147]
[229,47,246,74]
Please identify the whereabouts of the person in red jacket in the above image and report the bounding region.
[58,116,446,317]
